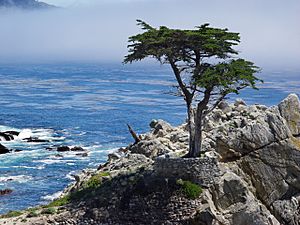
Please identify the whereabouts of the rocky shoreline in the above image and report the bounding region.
[1,94,300,225]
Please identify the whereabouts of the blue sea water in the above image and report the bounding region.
[0,63,299,214]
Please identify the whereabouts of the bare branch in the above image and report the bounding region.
[204,94,226,116]
[127,124,141,144]
[168,57,193,103]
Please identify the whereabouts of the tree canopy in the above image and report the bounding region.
[124,20,261,157]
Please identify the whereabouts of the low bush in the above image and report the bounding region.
[176,179,202,199]
[41,207,57,215]
[47,195,71,207]
[27,210,39,218]
[84,174,103,189]
[0,210,22,218]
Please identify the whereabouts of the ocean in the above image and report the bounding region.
[0,63,299,214]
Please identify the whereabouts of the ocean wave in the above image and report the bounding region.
[0,126,61,144]
[34,159,76,164]
[0,125,20,132]
[10,165,45,170]
[65,171,77,180]
[0,175,32,183]
[41,191,63,201]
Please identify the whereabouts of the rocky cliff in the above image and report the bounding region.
[1,94,300,225]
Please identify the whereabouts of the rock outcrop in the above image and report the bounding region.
[201,94,300,225]
[129,119,189,158]
[278,93,300,136]
[123,93,300,225]
[0,143,10,154]
[0,189,12,196]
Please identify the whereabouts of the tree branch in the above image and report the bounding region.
[197,87,213,113]
[204,93,226,116]
[168,57,193,103]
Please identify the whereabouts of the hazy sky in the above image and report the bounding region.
[0,0,299,70]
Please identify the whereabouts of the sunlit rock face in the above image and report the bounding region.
[125,93,300,225]
[0,0,55,9]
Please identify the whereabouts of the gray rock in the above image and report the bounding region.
[218,100,232,113]
[150,119,173,137]
[239,139,300,205]
[214,109,292,160]
[212,171,280,225]
[278,93,300,136]
[234,98,247,107]
[273,198,300,225]
[130,139,165,158]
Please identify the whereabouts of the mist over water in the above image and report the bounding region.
[0,0,299,70]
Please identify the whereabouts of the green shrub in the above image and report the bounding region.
[41,207,57,215]
[84,173,103,189]
[0,210,22,218]
[46,172,109,208]
[47,195,71,207]
[26,210,39,218]
[176,179,202,199]
[99,171,110,177]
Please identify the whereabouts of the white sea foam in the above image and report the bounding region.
[17,129,32,140]
[86,146,119,153]
[0,125,61,145]
[0,136,7,141]
[0,125,20,132]
[65,171,76,180]
[35,159,76,164]
[34,159,60,164]
[10,165,45,170]
[0,175,32,183]
[41,191,63,201]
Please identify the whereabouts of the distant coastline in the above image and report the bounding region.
[0,0,56,9]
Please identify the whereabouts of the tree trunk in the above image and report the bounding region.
[187,103,195,156]
[193,108,203,157]
[187,104,204,158]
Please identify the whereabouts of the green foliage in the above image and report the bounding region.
[0,210,23,218]
[26,210,39,218]
[41,207,57,215]
[125,20,262,156]
[124,20,240,64]
[124,20,261,97]
[47,195,71,207]
[99,171,110,177]
[84,173,103,189]
[176,179,202,199]
[196,59,261,94]
[46,172,108,207]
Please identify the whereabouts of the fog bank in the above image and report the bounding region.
[0,0,299,70]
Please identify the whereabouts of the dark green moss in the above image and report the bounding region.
[176,179,202,199]
[41,207,57,215]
